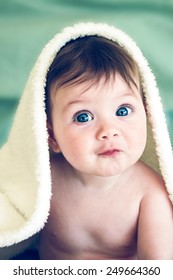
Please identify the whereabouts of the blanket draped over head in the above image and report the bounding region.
[0,22,173,259]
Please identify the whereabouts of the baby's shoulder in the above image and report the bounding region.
[136,160,168,197]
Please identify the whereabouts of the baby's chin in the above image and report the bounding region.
[76,167,128,178]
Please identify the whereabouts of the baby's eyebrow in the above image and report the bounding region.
[67,100,84,105]
[114,90,137,99]
[122,92,137,98]
[63,99,87,110]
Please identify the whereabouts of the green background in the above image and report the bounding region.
[0,0,173,146]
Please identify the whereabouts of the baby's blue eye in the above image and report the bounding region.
[74,112,93,123]
[116,106,132,117]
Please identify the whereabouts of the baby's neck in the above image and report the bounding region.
[71,163,135,191]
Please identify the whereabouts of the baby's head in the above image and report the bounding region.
[45,35,142,121]
[44,35,147,176]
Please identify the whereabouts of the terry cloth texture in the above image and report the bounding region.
[0,22,173,259]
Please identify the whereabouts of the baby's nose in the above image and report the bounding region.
[96,123,119,141]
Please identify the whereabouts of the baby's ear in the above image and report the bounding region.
[47,122,61,153]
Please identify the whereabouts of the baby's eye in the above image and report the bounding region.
[74,111,93,123]
[116,105,133,117]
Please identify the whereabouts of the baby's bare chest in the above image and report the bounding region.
[44,188,139,258]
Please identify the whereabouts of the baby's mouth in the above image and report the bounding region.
[98,149,121,157]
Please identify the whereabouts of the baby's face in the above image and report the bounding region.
[49,74,147,177]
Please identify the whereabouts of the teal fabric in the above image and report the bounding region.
[0,0,173,146]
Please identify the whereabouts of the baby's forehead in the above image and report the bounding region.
[53,73,141,103]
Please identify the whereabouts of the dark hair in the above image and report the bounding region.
[45,35,140,119]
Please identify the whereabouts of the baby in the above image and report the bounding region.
[39,35,173,260]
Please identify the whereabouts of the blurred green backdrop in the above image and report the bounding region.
[0,0,173,146]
